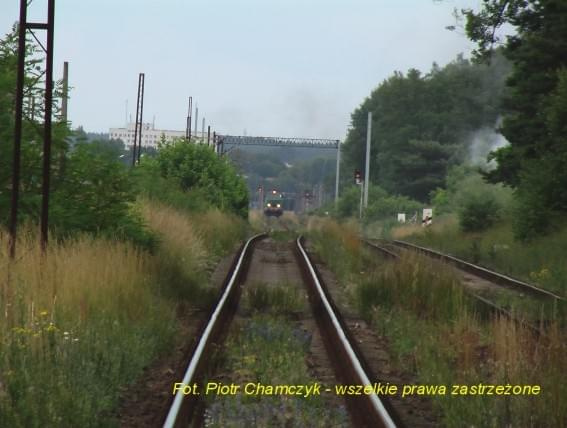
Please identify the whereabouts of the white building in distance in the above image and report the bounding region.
[109,122,186,149]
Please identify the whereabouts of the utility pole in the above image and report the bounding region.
[61,61,68,122]
[364,111,372,208]
[10,0,56,256]
[335,140,340,204]
[207,125,211,146]
[132,73,145,166]
[194,106,199,140]
[137,74,145,164]
[186,96,192,141]
[40,0,55,251]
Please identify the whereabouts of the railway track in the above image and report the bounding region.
[363,239,563,334]
[163,233,400,428]
[390,239,565,302]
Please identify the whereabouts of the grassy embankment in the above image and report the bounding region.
[0,200,245,427]
[308,218,567,427]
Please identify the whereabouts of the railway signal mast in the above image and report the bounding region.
[364,111,372,209]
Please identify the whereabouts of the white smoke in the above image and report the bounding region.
[467,118,509,170]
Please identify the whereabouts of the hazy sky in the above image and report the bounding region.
[1,0,482,139]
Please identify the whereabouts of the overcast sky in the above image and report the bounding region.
[1,0,482,139]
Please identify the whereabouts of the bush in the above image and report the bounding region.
[458,194,501,232]
[152,139,249,218]
[336,184,421,222]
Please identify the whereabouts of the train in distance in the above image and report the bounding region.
[264,189,294,217]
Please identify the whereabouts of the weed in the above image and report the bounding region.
[244,282,305,315]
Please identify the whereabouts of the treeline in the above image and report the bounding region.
[342,52,510,203]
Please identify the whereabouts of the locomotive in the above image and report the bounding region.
[264,196,283,217]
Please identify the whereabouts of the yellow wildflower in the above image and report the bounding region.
[45,323,58,333]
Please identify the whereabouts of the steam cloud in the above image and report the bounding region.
[467,118,509,170]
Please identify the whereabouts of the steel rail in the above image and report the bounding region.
[296,236,397,428]
[163,233,265,428]
[362,239,399,260]
[391,240,565,302]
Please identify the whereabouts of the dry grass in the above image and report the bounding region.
[0,229,175,427]
[141,200,208,272]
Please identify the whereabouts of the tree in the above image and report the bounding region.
[464,0,567,237]
[49,142,141,236]
[155,139,249,218]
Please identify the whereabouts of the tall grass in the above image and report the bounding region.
[361,258,567,427]
[139,200,245,303]
[356,254,467,323]
[0,232,175,427]
[307,217,362,281]
[402,216,567,296]
[311,220,567,427]
[0,202,246,427]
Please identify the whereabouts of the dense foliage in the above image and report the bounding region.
[141,138,249,218]
[342,54,510,202]
[336,184,421,222]
[464,0,567,238]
